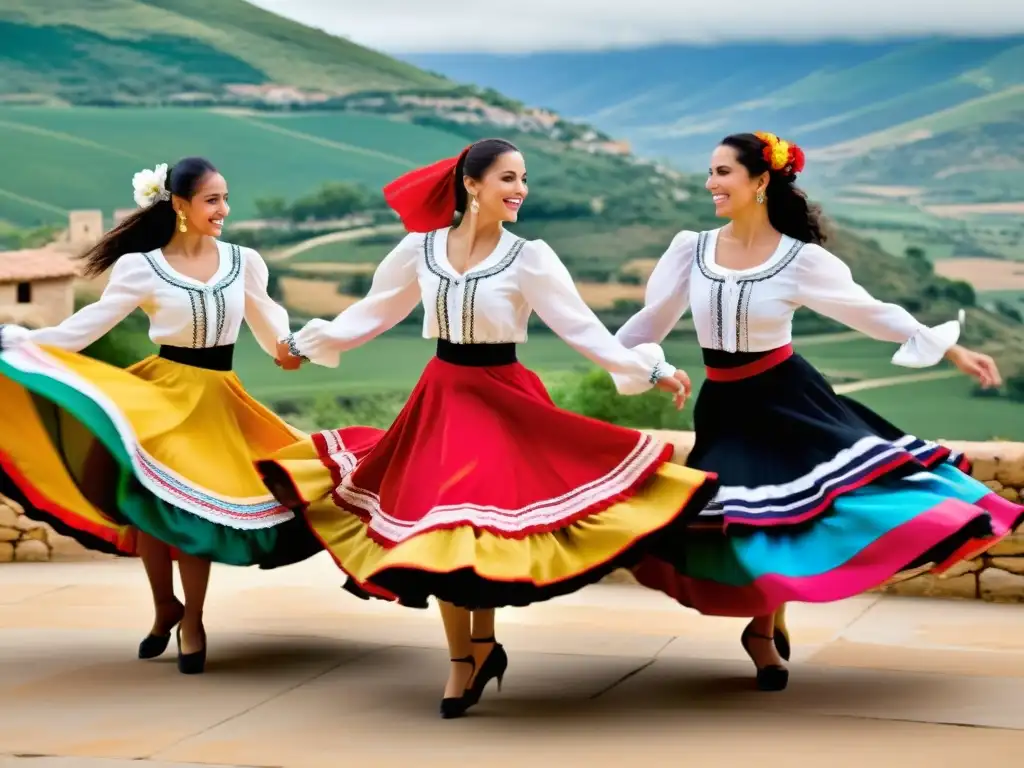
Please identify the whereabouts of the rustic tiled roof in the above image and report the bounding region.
[0,248,80,282]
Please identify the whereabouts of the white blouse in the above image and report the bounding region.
[1,241,290,358]
[286,227,676,394]
[615,228,961,367]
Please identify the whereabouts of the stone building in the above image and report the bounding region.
[0,247,79,328]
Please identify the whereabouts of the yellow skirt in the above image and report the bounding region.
[0,343,319,566]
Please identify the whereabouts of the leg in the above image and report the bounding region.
[741,610,788,691]
[437,600,474,699]
[177,551,211,657]
[745,612,784,668]
[469,608,496,677]
[464,608,507,707]
[774,603,791,660]
[136,531,183,639]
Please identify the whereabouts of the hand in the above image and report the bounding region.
[655,369,692,410]
[945,344,1001,388]
[275,340,303,371]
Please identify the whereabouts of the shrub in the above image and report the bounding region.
[548,367,694,430]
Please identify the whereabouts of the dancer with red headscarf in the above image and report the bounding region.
[261,138,719,718]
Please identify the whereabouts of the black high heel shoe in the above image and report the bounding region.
[440,656,476,719]
[741,623,789,692]
[175,624,207,675]
[138,599,185,660]
[463,636,508,709]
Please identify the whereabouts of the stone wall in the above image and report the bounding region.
[610,430,1024,603]
[0,493,55,563]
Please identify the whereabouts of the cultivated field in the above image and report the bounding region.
[934,258,1024,291]
[0,107,468,226]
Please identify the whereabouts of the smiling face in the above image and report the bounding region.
[464,151,528,224]
[176,171,230,237]
[706,144,768,220]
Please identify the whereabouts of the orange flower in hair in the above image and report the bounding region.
[754,131,805,177]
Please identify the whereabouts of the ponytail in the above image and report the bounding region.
[720,133,827,246]
[80,156,218,277]
[764,175,827,245]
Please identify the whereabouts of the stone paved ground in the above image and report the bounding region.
[2,556,1024,767]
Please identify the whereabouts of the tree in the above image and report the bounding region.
[904,246,933,277]
[290,182,374,222]
[1006,374,1024,404]
[254,197,290,220]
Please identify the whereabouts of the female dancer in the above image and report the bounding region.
[0,157,318,673]
[614,131,1023,690]
[264,138,719,718]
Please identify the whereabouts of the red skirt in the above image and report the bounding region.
[258,347,717,609]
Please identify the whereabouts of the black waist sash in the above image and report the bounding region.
[435,339,517,367]
[158,344,235,372]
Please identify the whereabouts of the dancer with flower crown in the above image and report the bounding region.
[263,138,719,718]
[612,132,1023,690]
[0,158,320,674]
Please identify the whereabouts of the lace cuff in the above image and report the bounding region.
[891,310,963,368]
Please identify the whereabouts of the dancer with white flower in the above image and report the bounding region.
[0,157,319,674]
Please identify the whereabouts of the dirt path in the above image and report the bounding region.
[268,223,405,262]
[833,369,960,395]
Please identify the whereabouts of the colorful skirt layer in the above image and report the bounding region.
[631,349,1024,617]
[0,342,320,567]
[258,346,719,610]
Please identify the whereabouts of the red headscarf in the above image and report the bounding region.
[382,146,471,233]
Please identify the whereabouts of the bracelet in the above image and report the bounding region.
[648,361,665,384]
[284,333,309,362]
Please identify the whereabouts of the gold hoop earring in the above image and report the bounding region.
[756,191,766,205]
[469,197,479,214]
[177,210,188,233]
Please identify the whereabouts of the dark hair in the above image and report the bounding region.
[719,133,827,245]
[452,138,520,218]
[80,157,219,277]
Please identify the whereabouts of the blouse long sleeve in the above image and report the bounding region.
[242,248,292,357]
[795,244,961,367]
[0,253,148,353]
[615,230,698,349]
[519,240,677,395]
[286,233,422,368]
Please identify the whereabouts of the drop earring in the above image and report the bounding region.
[177,210,188,233]
[756,190,766,205]
[470,197,479,214]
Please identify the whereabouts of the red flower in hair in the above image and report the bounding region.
[788,145,806,175]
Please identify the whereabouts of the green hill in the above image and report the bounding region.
[1,5,1021,355]
[404,37,1024,205]
[0,0,448,102]
[0,106,468,224]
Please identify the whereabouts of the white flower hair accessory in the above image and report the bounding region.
[132,163,171,208]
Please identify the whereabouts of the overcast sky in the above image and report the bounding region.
[247,0,1024,53]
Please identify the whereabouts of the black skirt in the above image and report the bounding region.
[688,346,970,529]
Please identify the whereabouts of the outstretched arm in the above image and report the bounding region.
[519,239,688,401]
[281,233,422,368]
[615,230,697,348]
[242,248,293,360]
[0,254,147,352]
[796,244,999,385]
